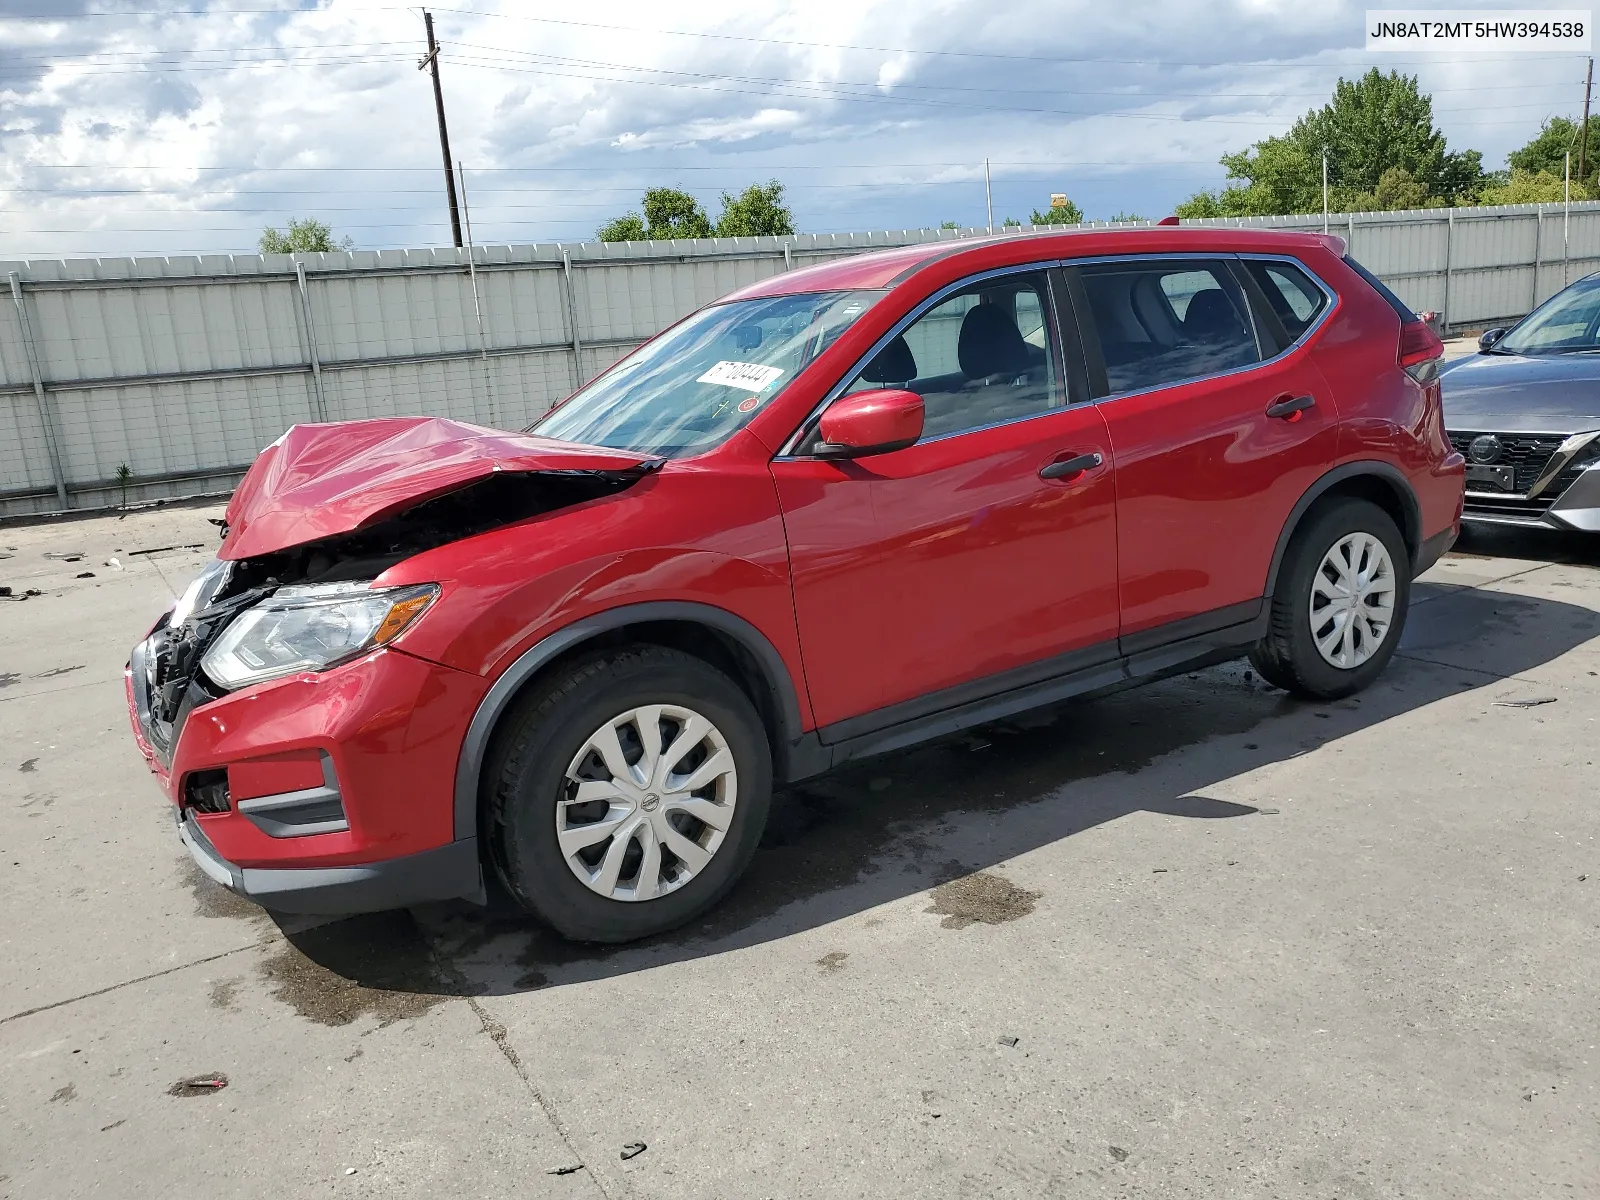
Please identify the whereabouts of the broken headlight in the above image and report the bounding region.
[200,581,438,690]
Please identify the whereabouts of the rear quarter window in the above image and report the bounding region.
[1243,261,1329,339]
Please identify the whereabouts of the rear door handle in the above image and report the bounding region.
[1039,451,1103,480]
[1265,393,1315,420]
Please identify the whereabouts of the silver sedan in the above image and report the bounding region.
[1441,274,1600,531]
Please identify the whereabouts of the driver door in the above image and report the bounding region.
[770,268,1121,735]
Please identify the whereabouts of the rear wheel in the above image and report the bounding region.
[485,646,772,942]
[1250,497,1410,700]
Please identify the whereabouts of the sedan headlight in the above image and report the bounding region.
[200,582,439,691]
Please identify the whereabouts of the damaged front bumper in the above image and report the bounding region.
[175,806,483,915]
[127,621,489,916]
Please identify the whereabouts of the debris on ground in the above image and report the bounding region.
[343,1168,357,1176]
[1494,696,1558,708]
[1109,1146,1130,1162]
[105,558,122,570]
[43,551,84,561]
[75,571,95,579]
[620,1141,647,1161]
[19,759,37,773]
[0,587,42,601]
[1258,807,1281,815]
[997,1035,1019,1047]
[166,1074,228,1096]
[128,543,205,556]
[546,1164,585,1176]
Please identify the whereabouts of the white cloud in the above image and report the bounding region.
[0,0,1588,257]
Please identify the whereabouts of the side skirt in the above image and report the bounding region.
[782,601,1267,780]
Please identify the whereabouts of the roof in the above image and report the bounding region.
[723,226,1343,301]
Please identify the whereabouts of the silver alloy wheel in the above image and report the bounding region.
[1308,531,1397,669]
[556,703,738,902]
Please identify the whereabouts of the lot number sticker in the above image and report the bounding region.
[697,360,786,391]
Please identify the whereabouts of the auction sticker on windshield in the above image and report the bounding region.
[698,361,786,390]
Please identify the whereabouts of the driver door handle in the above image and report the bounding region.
[1265,393,1315,420]
[1040,451,1103,480]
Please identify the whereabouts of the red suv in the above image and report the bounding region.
[126,228,1464,942]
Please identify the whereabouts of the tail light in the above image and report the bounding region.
[1399,319,1443,384]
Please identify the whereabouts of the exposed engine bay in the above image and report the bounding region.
[135,465,661,758]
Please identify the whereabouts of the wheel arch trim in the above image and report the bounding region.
[451,601,805,841]
[1264,461,1421,598]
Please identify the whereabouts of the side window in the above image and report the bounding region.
[1244,260,1329,339]
[1077,260,1261,395]
[843,271,1062,439]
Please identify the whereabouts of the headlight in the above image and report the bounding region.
[200,582,439,691]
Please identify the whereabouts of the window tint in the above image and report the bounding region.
[842,271,1062,439]
[1245,260,1328,338]
[1077,260,1261,395]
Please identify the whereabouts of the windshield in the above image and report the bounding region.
[1499,276,1600,354]
[531,289,885,456]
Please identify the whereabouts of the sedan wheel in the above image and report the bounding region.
[558,704,738,903]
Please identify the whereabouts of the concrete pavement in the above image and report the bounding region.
[1,506,1596,1197]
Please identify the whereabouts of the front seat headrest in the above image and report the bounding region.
[958,304,1032,379]
[861,335,917,384]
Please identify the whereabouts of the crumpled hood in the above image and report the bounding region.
[221,417,654,559]
[1440,352,1600,434]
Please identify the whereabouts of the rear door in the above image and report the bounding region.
[771,266,1120,732]
[1066,255,1337,642]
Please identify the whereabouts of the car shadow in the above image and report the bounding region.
[1454,521,1600,569]
[273,568,1599,1002]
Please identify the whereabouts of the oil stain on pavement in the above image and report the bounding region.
[926,870,1041,929]
[258,911,446,1027]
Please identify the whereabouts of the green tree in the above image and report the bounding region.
[595,213,647,241]
[1030,196,1083,225]
[1479,168,1592,205]
[714,180,794,236]
[1508,116,1600,188]
[1106,211,1145,222]
[597,187,714,241]
[939,220,960,229]
[1002,216,1022,227]
[259,217,352,254]
[1177,69,1484,216]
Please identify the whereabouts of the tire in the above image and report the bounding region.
[484,645,772,943]
[1250,497,1411,701]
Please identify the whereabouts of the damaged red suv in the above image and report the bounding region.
[127,228,1464,942]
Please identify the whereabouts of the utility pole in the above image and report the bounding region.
[984,158,993,235]
[418,10,463,248]
[1581,57,1594,183]
[1322,150,1329,235]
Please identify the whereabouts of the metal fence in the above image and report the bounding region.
[6,201,1600,518]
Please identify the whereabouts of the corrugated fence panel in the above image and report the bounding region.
[8,205,1600,516]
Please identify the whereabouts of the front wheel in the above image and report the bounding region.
[485,646,772,943]
[1250,497,1411,700]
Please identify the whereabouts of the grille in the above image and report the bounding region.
[1448,432,1565,493]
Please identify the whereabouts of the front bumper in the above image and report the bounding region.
[177,807,483,915]
[128,634,489,915]
[1449,430,1600,530]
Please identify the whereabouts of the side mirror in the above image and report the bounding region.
[1479,327,1508,351]
[816,389,924,458]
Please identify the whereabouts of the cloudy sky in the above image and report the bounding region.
[0,0,1593,258]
